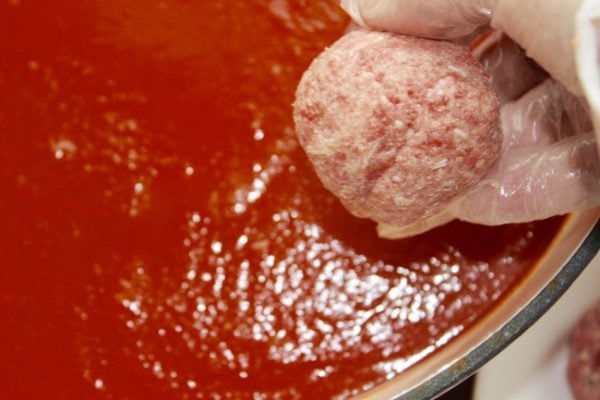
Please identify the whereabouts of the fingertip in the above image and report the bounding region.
[376,211,455,239]
[457,180,503,225]
[340,0,369,28]
[457,133,600,226]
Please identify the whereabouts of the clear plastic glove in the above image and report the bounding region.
[340,0,600,238]
[341,0,496,39]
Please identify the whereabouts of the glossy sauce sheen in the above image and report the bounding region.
[0,1,563,399]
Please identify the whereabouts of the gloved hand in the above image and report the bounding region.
[341,0,600,238]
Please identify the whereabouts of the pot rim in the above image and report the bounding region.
[399,215,600,400]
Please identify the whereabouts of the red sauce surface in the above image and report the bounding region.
[0,1,563,399]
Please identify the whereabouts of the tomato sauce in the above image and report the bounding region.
[0,1,563,399]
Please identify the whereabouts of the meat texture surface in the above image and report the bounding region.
[568,301,600,400]
[294,30,501,226]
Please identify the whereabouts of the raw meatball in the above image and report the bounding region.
[568,301,600,400]
[294,30,501,226]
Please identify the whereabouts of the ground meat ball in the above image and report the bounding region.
[568,301,600,400]
[294,30,501,226]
